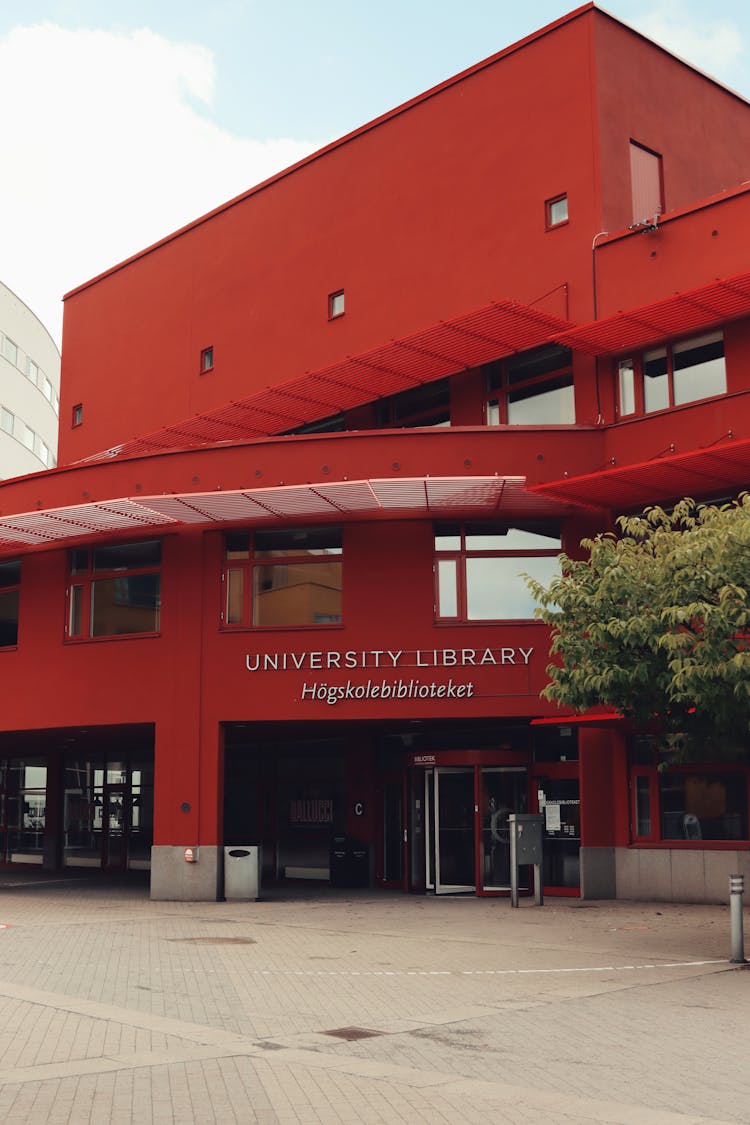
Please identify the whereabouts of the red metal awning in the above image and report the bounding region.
[530,712,624,727]
[530,434,750,510]
[555,270,750,356]
[0,475,576,556]
[85,298,573,462]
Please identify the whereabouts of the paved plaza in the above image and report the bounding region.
[0,874,747,1123]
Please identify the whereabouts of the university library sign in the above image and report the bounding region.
[244,646,535,707]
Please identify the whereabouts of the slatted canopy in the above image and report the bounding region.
[555,270,750,356]
[531,434,750,511]
[85,298,573,462]
[0,475,578,556]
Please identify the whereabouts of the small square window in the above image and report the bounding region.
[200,346,214,373]
[546,194,568,228]
[72,403,83,427]
[328,290,345,319]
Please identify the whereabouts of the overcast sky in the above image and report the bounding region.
[1,0,749,345]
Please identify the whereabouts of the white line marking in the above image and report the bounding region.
[252,959,726,978]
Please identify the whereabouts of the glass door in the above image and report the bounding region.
[536,775,580,891]
[480,767,528,891]
[434,768,475,894]
[102,785,128,871]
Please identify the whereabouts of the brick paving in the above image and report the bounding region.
[0,875,747,1122]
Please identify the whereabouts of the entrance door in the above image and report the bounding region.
[480,767,528,891]
[433,768,475,894]
[102,786,128,871]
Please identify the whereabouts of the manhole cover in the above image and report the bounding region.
[169,936,257,945]
[321,1027,384,1041]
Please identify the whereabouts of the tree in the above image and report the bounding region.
[527,496,750,758]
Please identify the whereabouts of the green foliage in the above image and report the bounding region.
[528,496,750,758]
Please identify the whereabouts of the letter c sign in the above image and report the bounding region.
[354,801,365,817]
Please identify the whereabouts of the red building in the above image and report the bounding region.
[1,3,750,901]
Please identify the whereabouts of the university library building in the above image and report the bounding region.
[2,2,750,903]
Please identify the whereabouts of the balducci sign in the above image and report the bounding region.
[244,647,534,672]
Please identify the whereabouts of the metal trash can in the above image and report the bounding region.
[224,845,261,901]
[329,836,369,888]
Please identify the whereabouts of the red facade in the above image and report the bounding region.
[1,4,750,901]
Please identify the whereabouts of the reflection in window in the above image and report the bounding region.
[66,540,161,639]
[375,380,450,428]
[435,522,561,621]
[485,346,574,426]
[2,759,47,864]
[224,526,342,628]
[617,332,726,417]
[660,772,747,841]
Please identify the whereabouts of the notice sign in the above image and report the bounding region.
[544,803,561,831]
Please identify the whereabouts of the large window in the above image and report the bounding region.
[0,560,20,647]
[0,759,47,864]
[223,526,342,628]
[375,380,450,428]
[630,740,748,842]
[617,332,726,417]
[434,522,561,621]
[485,346,574,426]
[66,540,161,639]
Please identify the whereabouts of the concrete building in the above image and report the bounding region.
[0,280,59,478]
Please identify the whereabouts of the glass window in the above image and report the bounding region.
[0,560,20,647]
[617,333,726,417]
[434,522,561,622]
[0,407,13,434]
[617,358,635,416]
[223,526,342,628]
[376,380,450,428]
[635,775,652,836]
[329,290,345,319]
[66,541,161,640]
[485,346,574,426]
[5,758,46,864]
[26,358,38,385]
[672,332,726,405]
[200,346,214,373]
[660,772,747,841]
[3,337,18,366]
[546,194,569,227]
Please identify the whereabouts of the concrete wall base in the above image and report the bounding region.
[615,847,750,904]
[580,846,616,899]
[150,845,222,901]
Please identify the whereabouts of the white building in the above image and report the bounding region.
[0,280,59,479]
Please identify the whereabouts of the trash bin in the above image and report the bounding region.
[224,845,261,901]
[329,836,369,888]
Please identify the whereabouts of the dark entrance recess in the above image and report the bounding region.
[0,724,154,873]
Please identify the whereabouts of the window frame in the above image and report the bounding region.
[0,560,21,649]
[200,346,214,374]
[434,522,561,623]
[484,346,574,427]
[65,540,162,642]
[615,331,726,419]
[545,193,569,229]
[222,526,343,630]
[629,741,750,846]
[328,290,345,320]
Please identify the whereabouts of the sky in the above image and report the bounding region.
[1,0,749,346]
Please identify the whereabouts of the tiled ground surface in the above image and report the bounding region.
[0,875,747,1122]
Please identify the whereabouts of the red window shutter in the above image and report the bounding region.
[630,142,663,223]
